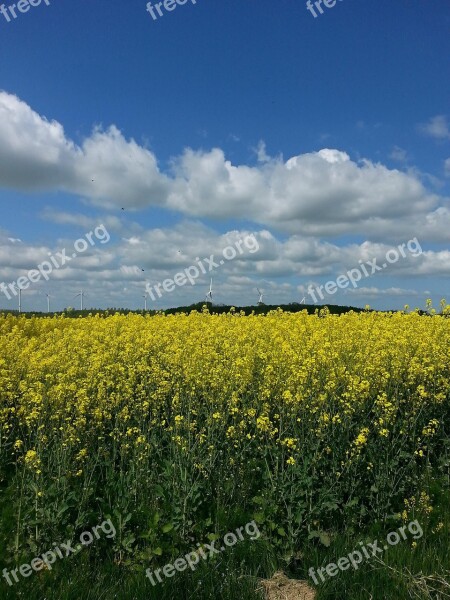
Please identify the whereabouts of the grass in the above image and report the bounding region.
[1,478,449,599]
[0,539,271,600]
[297,475,450,600]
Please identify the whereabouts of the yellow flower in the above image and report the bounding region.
[256,416,271,432]
[75,448,88,461]
[23,450,41,472]
[226,426,236,438]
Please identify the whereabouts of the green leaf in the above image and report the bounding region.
[154,485,165,497]
[346,498,359,508]
[162,523,174,533]
[319,531,331,547]
[56,504,70,518]
[252,496,265,505]
[308,530,331,547]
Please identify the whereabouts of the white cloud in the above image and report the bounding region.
[40,209,93,229]
[418,115,450,140]
[0,219,448,311]
[0,91,169,206]
[255,140,271,163]
[389,146,408,163]
[344,286,422,297]
[167,146,447,241]
[0,91,449,246]
[445,158,450,177]
[123,236,143,246]
[1,222,448,289]
[0,91,76,190]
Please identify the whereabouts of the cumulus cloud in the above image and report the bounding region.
[0,91,169,205]
[0,216,448,311]
[166,146,449,241]
[0,91,76,189]
[0,91,449,244]
[1,221,449,289]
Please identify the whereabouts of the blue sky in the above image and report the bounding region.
[0,0,449,311]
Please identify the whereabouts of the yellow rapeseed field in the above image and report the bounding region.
[0,308,449,562]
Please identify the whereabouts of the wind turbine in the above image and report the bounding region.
[74,290,86,310]
[205,278,213,304]
[256,287,265,306]
[44,292,53,313]
[300,297,306,304]
[18,288,22,313]
[142,293,148,311]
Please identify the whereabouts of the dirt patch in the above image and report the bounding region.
[260,571,317,600]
